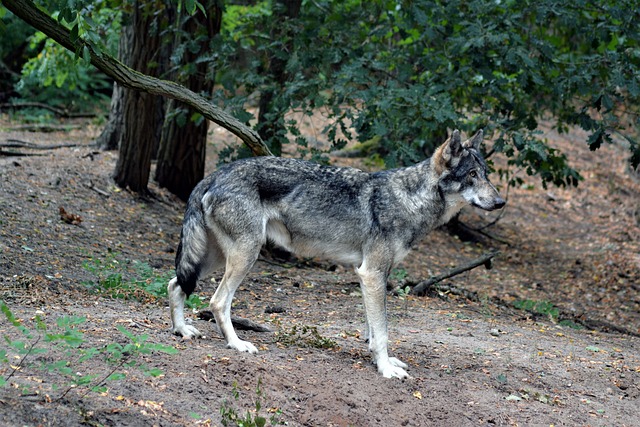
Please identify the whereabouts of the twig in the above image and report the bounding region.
[410,251,500,296]
[0,150,42,157]
[71,357,129,402]
[197,310,272,332]
[4,336,41,382]
[2,124,82,132]
[3,139,82,149]
[85,181,110,197]
[0,102,96,118]
[456,222,512,245]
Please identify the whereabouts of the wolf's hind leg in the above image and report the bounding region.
[168,277,202,338]
[210,243,262,354]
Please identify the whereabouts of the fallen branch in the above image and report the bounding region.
[2,139,82,149]
[197,310,272,332]
[410,251,500,296]
[0,102,96,118]
[2,123,82,132]
[1,139,83,156]
[86,183,110,198]
[0,150,42,157]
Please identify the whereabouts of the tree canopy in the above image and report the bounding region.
[2,0,639,197]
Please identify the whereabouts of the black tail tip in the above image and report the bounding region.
[176,270,198,297]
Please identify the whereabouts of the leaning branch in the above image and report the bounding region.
[1,0,273,157]
[410,251,500,296]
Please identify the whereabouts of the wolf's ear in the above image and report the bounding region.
[462,129,483,150]
[433,130,463,174]
[442,130,462,164]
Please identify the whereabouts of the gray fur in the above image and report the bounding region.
[167,129,505,378]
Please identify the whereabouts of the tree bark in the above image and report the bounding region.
[155,2,222,201]
[2,0,273,158]
[111,2,164,193]
[94,25,130,151]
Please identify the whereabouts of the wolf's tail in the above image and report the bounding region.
[175,202,208,297]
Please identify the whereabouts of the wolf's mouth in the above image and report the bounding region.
[473,198,506,211]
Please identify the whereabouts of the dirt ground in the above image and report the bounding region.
[0,114,639,427]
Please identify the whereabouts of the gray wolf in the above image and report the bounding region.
[167,129,504,378]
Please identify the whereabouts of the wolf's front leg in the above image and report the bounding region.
[209,250,260,354]
[356,262,409,379]
[168,278,202,338]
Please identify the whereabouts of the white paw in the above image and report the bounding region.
[379,362,410,379]
[172,324,202,339]
[389,357,408,369]
[227,339,258,354]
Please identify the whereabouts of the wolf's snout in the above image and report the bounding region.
[492,197,506,210]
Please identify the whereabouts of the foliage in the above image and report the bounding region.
[513,299,560,321]
[0,8,36,89]
[2,2,121,111]
[81,251,206,309]
[0,300,177,398]
[219,0,640,187]
[512,298,582,329]
[16,34,112,111]
[220,378,282,427]
[4,0,640,190]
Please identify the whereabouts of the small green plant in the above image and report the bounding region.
[82,252,206,309]
[390,267,408,282]
[395,285,411,314]
[220,379,282,427]
[0,300,178,399]
[513,299,559,322]
[275,324,337,349]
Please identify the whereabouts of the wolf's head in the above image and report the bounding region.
[433,130,505,211]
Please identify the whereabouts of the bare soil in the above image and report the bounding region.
[0,115,639,427]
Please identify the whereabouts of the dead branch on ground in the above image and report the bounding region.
[0,102,96,118]
[409,251,500,296]
[197,310,272,332]
[0,139,83,156]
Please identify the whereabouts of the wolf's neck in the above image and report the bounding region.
[387,159,439,195]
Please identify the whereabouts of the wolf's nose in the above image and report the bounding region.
[494,197,506,209]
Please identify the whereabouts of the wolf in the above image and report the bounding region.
[167,129,504,379]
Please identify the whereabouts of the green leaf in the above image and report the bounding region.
[83,45,91,63]
[70,23,79,44]
[106,372,126,381]
[145,368,164,377]
[587,128,604,151]
[184,0,196,14]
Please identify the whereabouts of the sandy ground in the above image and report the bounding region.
[0,115,639,426]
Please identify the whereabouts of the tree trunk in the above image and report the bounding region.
[3,0,272,158]
[94,27,130,151]
[257,0,302,156]
[95,82,124,150]
[111,2,163,194]
[155,2,223,201]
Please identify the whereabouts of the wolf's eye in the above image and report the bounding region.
[469,170,478,178]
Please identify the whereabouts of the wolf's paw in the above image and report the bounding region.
[379,363,410,379]
[227,339,259,354]
[389,357,408,369]
[172,324,202,339]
